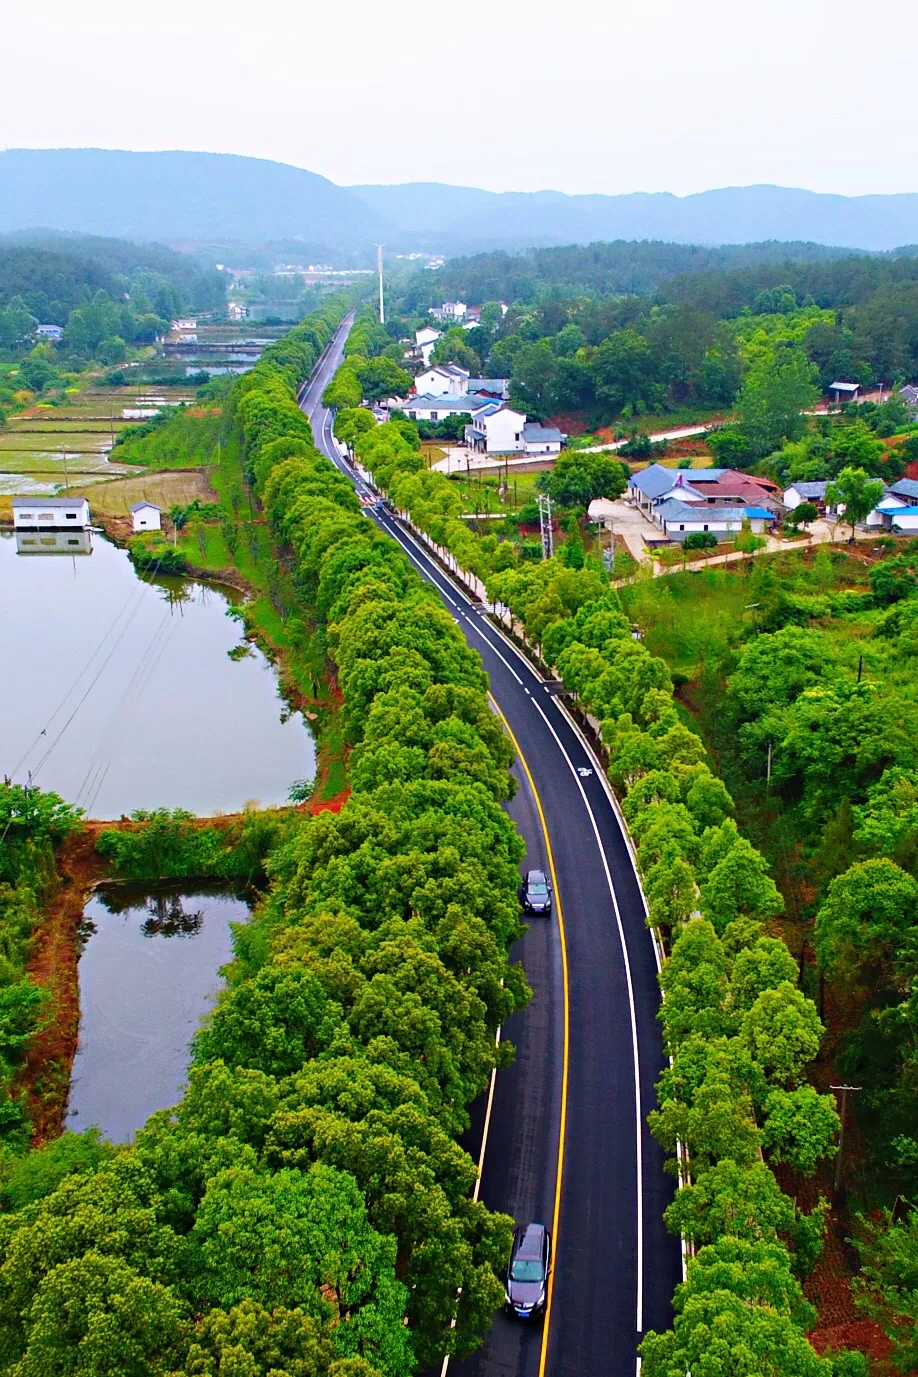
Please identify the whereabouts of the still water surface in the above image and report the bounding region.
[66,886,243,1142]
[1,529,314,816]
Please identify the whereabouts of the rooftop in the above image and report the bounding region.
[130,501,160,513]
[523,421,563,443]
[12,496,87,508]
[655,498,776,523]
[785,480,828,497]
[628,462,680,499]
[408,393,481,411]
[890,477,918,499]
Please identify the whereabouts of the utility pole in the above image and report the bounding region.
[830,1084,862,1196]
[537,492,554,560]
[377,244,385,326]
[766,740,772,791]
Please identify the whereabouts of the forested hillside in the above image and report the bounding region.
[0,232,226,323]
[413,240,878,307]
[396,250,918,431]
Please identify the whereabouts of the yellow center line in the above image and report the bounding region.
[488,693,570,1377]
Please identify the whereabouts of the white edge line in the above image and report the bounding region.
[528,691,645,1334]
[441,1021,502,1377]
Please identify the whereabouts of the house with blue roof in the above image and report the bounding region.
[628,463,784,530]
[653,499,777,543]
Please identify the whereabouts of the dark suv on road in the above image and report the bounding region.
[518,869,552,915]
[504,1222,552,1319]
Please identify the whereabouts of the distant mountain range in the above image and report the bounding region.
[350,181,918,254]
[3,148,918,254]
[0,149,389,247]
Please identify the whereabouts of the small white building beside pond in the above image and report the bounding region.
[130,502,161,532]
[12,496,90,529]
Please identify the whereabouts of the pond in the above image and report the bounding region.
[66,886,244,1142]
[0,529,315,816]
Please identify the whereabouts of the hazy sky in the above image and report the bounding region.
[3,0,914,198]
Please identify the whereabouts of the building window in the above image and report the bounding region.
[431,413,438,422]
[39,514,54,522]
[703,524,709,531]
[68,538,79,545]
[679,524,685,531]
[18,513,33,521]
[65,512,77,519]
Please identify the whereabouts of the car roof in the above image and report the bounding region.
[514,1222,547,1257]
[527,870,547,884]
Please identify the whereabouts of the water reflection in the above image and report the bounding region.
[1,531,314,816]
[67,885,244,1143]
[16,529,93,555]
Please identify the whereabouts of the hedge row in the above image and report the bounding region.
[0,301,527,1377]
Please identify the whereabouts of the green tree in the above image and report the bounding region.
[792,500,819,530]
[813,859,918,992]
[175,1298,372,1377]
[762,1086,840,1175]
[641,1287,829,1377]
[684,531,718,552]
[591,329,661,412]
[13,1252,188,1377]
[737,352,820,457]
[855,1208,918,1374]
[825,466,885,539]
[741,984,823,1085]
[192,1162,413,1376]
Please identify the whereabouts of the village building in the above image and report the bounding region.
[34,324,63,341]
[829,380,860,405]
[130,501,162,532]
[413,364,470,398]
[653,500,778,542]
[403,394,480,423]
[429,301,467,322]
[464,405,563,456]
[12,496,91,529]
[409,326,442,366]
[467,377,510,400]
[628,464,783,521]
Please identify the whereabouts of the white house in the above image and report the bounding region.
[783,481,831,512]
[130,501,162,532]
[522,421,563,455]
[413,364,470,398]
[403,394,481,423]
[34,324,63,341]
[171,318,197,332]
[227,302,247,321]
[882,506,918,532]
[464,405,528,453]
[653,499,777,542]
[12,496,90,529]
[413,326,442,366]
[430,301,467,322]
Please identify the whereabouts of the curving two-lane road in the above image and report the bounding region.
[298,318,680,1377]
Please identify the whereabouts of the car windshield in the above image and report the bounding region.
[510,1258,544,1282]
[528,884,548,897]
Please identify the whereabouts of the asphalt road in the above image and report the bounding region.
[298,319,680,1377]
